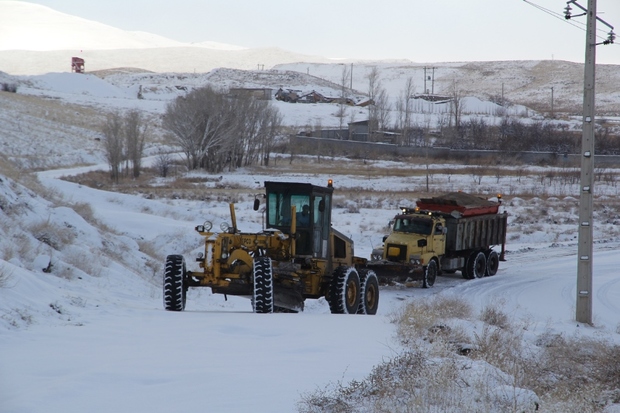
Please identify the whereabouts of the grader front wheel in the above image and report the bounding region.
[357,269,379,315]
[163,254,187,311]
[252,257,274,314]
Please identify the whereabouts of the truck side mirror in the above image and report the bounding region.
[253,198,260,211]
[417,239,427,248]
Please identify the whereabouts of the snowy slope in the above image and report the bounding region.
[2,157,620,412]
[0,1,331,75]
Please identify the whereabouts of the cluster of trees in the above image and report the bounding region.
[349,67,619,155]
[433,117,620,155]
[101,110,147,183]
[162,85,282,173]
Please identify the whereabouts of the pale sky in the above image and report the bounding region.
[21,0,620,64]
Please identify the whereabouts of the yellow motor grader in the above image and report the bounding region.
[163,180,379,314]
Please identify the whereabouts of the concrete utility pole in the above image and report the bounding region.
[565,0,615,325]
[576,0,596,325]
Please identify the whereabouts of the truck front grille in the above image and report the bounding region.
[386,244,407,262]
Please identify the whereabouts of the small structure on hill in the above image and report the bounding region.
[275,88,301,103]
[71,57,85,73]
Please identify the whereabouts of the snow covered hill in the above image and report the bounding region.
[2,0,619,117]
[0,1,189,51]
[0,1,331,75]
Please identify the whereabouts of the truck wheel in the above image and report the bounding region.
[357,269,379,315]
[163,254,187,311]
[328,266,361,314]
[253,257,274,314]
[486,250,499,276]
[423,260,438,288]
[466,251,487,279]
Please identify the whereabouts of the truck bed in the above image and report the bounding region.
[445,212,508,252]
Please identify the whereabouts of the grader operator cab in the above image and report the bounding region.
[163,180,379,315]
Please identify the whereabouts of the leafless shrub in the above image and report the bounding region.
[479,302,510,329]
[154,152,174,177]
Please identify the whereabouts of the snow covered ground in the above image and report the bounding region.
[2,157,620,412]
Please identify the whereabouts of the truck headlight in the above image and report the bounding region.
[203,221,213,231]
[220,222,230,232]
[409,256,421,265]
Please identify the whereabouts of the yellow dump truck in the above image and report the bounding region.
[367,192,507,287]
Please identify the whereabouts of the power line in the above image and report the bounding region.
[521,0,617,45]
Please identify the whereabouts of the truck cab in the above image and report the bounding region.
[386,212,447,265]
[382,209,446,266]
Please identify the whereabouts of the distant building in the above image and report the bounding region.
[275,88,301,103]
[348,120,369,141]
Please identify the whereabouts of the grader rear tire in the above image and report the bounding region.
[163,254,187,311]
[328,266,361,314]
[357,269,379,315]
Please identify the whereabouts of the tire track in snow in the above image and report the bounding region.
[433,242,620,328]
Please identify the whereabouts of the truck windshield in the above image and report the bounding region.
[393,217,432,235]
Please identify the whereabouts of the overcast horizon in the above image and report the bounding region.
[12,0,620,65]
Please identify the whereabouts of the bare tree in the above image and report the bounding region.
[396,77,415,146]
[163,85,281,173]
[449,79,465,129]
[337,64,351,134]
[257,107,282,166]
[124,109,147,178]
[376,88,391,134]
[101,112,124,183]
[366,66,381,141]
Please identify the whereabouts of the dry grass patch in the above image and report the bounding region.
[0,264,15,288]
[28,219,76,251]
